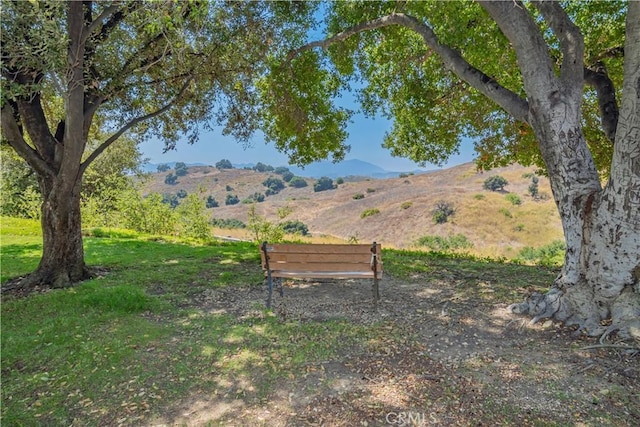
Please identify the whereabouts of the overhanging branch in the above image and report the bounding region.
[287,12,529,123]
[80,78,193,173]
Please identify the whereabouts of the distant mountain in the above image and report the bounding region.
[143,158,428,179]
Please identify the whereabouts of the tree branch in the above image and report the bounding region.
[533,1,584,85]
[1,104,55,178]
[584,65,619,142]
[480,1,559,100]
[288,12,529,123]
[80,78,193,173]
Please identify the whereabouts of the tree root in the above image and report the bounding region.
[580,344,640,352]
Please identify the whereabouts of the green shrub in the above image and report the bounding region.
[505,193,522,205]
[289,176,308,188]
[335,177,344,185]
[280,220,309,236]
[353,193,365,200]
[483,175,508,191]
[517,240,565,266]
[400,201,413,210]
[164,173,177,185]
[473,194,485,200]
[415,234,473,252]
[206,196,219,208]
[174,162,188,176]
[225,194,239,205]
[210,218,246,229]
[366,188,376,193]
[247,205,284,243]
[215,159,233,169]
[499,208,512,218]
[263,177,285,194]
[176,194,211,241]
[314,177,334,192]
[432,201,455,224]
[360,208,380,218]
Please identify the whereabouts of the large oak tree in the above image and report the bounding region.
[1,0,309,289]
[260,1,639,339]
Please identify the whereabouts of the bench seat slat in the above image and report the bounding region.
[268,270,381,279]
[266,252,374,264]
[264,243,379,255]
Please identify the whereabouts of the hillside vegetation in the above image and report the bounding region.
[144,162,563,259]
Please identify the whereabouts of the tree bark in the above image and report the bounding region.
[32,175,90,288]
[505,1,640,339]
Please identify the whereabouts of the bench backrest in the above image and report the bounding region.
[261,242,382,279]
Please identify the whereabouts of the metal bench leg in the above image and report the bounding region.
[266,273,274,309]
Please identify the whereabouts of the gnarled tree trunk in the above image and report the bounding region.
[32,175,90,289]
[508,1,640,339]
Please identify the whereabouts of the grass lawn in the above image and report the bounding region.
[7,217,628,426]
[1,217,380,425]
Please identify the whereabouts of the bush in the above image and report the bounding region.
[360,208,380,218]
[164,173,177,185]
[225,194,239,205]
[400,201,412,210]
[280,220,309,236]
[352,193,365,200]
[517,240,566,266]
[206,196,219,208]
[499,207,512,218]
[289,176,308,188]
[335,177,344,185]
[176,189,188,198]
[432,201,455,224]
[274,166,290,175]
[528,176,539,199]
[215,159,233,169]
[505,193,522,205]
[415,234,473,252]
[225,184,233,191]
[157,164,170,172]
[176,194,210,240]
[242,192,265,204]
[483,175,508,191]
[314,176,334,192]
[162,193,179,208]
[174,162,188,176]
[263,177,285,194]
[210,218,245,229]
[247,204,284,243]
[253,162,274,172]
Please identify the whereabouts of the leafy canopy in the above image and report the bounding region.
[260,1,626,175]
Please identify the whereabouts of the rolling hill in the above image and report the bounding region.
[142,162,563,259]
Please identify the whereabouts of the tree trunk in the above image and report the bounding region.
[511,99,640,340]
[26,175,90,289]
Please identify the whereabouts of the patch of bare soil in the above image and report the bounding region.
[154,277,639,426]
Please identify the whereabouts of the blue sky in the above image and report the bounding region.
[140,111,477,172]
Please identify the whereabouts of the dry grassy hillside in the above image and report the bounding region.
[142,163,563,258]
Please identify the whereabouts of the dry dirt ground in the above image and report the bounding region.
[152,277,639,427]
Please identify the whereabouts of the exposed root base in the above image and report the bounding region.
[1,266,107,299]
[509,286,640,343]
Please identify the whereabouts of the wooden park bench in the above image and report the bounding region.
[260,241,382,308]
